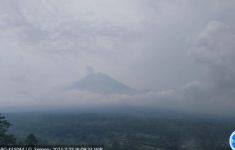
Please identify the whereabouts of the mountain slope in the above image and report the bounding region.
[68,73,137,95]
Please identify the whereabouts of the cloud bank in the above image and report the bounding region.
[0,0,235,116]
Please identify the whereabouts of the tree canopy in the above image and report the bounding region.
[0,114,16,145]
[25,134,38,145]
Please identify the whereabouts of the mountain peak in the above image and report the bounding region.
[69,73,137,95]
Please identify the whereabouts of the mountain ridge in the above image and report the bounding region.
[68,72,138,95]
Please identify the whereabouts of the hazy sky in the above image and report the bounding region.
[0,0,235,115]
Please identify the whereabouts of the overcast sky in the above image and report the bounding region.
[0,0,235,116]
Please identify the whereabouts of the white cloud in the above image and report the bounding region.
[0,1,235,116]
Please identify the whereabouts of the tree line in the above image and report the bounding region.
[0,113,38,145]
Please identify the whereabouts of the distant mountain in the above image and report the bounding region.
[68,73,138,95]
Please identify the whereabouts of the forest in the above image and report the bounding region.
[0,112,234,150]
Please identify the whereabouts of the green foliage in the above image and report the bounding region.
[0,113,16,145]
[25,134,38,145]
[6,113,234,149]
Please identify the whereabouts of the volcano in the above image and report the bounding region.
[68,73,138,95]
